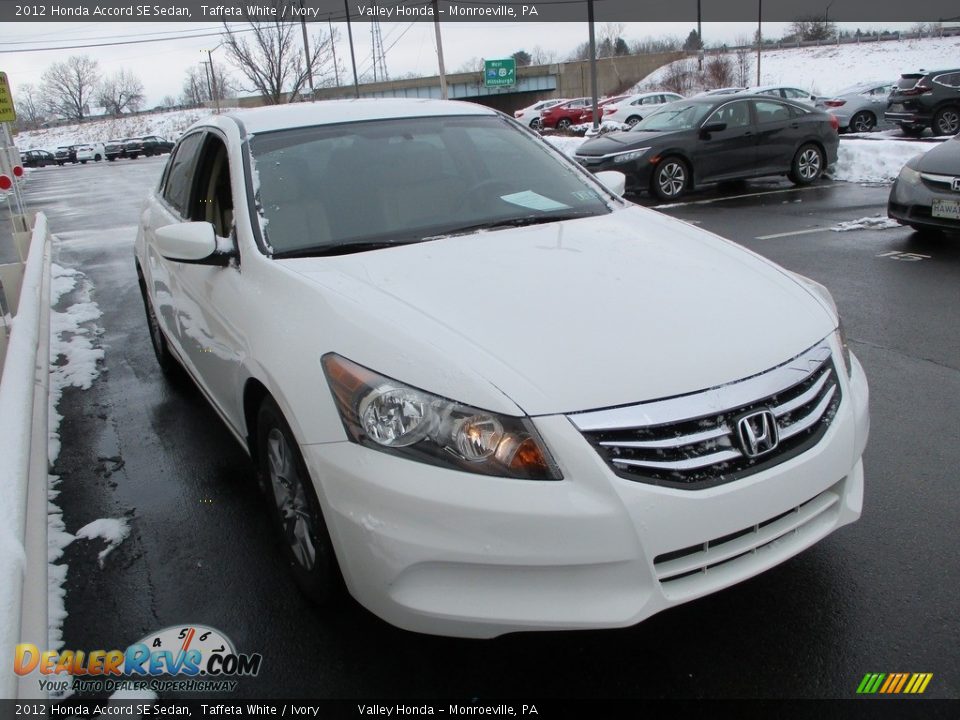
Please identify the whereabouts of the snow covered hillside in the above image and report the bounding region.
[635,36,960,96]
[14,108,236,152]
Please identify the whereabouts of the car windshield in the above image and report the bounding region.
[631,102,713,132]
[249,114,612,256]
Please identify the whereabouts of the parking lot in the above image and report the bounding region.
[12,154,960,699]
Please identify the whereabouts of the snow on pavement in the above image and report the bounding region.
[75,517,132,568]
[47,262,106,654]
[830,215,903,232]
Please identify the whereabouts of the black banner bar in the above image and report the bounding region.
[1,0,959,23]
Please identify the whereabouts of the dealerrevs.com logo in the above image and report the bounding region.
[14,624,262,694]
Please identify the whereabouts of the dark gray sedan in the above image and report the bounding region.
[574,96,840,201]
[888,134,960,235]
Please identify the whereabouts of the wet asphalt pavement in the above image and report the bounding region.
[12,153,960,700]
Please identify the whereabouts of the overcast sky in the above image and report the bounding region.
[3,21,916,107]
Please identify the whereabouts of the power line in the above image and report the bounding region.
[0,28,248,54]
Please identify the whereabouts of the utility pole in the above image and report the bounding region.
[201,60,213,107]
[328,16,340,87]
[206,49,221,113]
[756,0,762,86]
[587,0,599,129]
[299,0,315,101]
[343,0,360,97]
[697,0,703,70]
[432,0,448,100]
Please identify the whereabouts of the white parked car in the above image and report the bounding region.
[135,99,869,639]
[514,98,567,128]
[741,85,818,106]
[604,92,685,126]
[75,142,106,163]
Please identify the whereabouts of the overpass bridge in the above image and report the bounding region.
[233,51,684,115]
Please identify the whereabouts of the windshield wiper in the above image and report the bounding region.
[272,240,416,259]
[429,212,599,239]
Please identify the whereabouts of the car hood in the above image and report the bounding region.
[576,130,677,156]
[278,207,835,416]
[915,139,960,174]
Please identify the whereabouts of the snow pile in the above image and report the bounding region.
[75,518,131,568]
[830,215,902,232]
[636,36,960,97]
[15,107,238,152]
[47,262,105,653]
[831,139,930,183]
[543,135,587,158]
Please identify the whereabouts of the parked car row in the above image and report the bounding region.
[28,136,175,167]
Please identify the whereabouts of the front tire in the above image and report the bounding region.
[650,157,689,201]
[788,143,825,185]
[932,106,960,135]
[138,278,179,376]
[557,118,572,130]
[849,111,876,133]
[257,397,341,605]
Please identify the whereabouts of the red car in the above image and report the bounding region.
[576,95,630,124]
[539,98,591,130]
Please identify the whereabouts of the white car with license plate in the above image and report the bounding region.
[135,99,869,638]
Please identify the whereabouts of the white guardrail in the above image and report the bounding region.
[0,211,51,700]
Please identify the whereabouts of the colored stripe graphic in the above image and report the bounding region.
[857,672,932,695]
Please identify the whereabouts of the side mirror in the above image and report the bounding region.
[700,122,727,136]
[595,170,626,196]
[155,222,231,265]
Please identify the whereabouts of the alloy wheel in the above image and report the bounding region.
[266,428,318,571]
[850,112,875,133]
[935,108,959,135]
[797,148,822,180]
[657,162,686,197]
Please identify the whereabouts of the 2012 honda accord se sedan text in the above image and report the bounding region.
[134,99,869,638]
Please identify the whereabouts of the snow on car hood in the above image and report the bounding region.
[279,206,836,416]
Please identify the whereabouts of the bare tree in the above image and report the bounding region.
[734,36,753,87]
[14,83,45,129]
[632,36,681,54]
[704,55,735,88]
[456,57,485,73]
[97,69,145,116]
[789,18,837,42]
[180,65,233,106]
[160,95,178,108]
[41,55,100,120]
[221,5,333,104]
[530,45,558,65]
[661,59,697,95]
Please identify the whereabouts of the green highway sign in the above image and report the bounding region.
[484,59,516,88]
[0,73,15,122]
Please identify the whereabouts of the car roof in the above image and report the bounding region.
[220,98,497,134]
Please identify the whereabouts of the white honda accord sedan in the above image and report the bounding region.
[135,99,869,638]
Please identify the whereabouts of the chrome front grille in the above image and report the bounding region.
[569,341,843,489]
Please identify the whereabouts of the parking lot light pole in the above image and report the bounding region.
[343,0,360,98]
[587,0,599,130]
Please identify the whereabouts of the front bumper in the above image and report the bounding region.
[302,353,868,639]
[888,177,960,231]
[576,155,652,191]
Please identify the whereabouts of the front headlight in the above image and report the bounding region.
[612,147,650,164]
[898,165,922,186]
[835,321,853,378]
[792,273,852,377]
[322,354,562,480]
